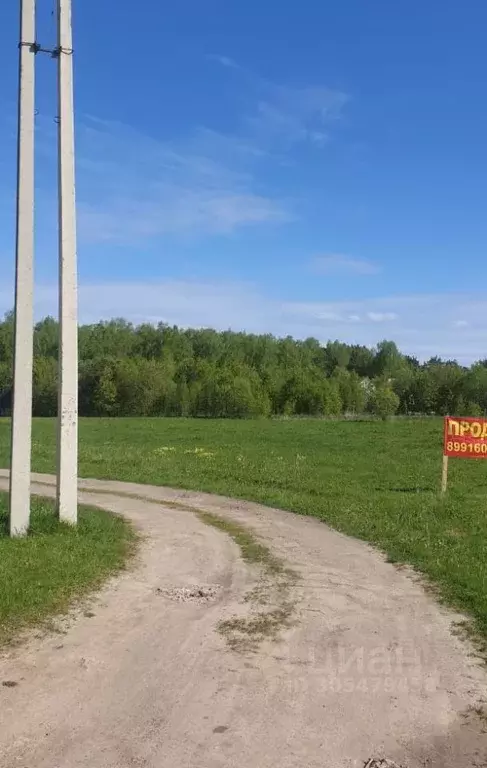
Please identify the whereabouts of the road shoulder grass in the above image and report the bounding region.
[198,511,298,651]
[0,492,136,645]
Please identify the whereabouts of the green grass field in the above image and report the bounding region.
[0,417,486,644]
[0,492,136,644]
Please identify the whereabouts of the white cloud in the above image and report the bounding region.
[208,56,348,149]
[316,311,343,321]
[24,61,348,248]
[453,320,469,328]
[311,254,381,276]
[1,282,487,363]
[78,192,288,244]
[367,312,397,322]
[247,85,348,148]
[69,55,349,246]
[72,117,291,245]
[207,54,240,69]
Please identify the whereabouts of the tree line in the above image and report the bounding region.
[0,312,486,419]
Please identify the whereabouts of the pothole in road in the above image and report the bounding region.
[156,584,222,603]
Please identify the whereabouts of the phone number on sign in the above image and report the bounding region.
[446,441,487,455]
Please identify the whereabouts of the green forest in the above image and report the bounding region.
[0,312,486,419]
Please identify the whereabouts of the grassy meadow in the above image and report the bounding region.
[0,416,486,643]
[0,491,136,644]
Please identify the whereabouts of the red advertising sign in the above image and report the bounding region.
[443,416,487,459]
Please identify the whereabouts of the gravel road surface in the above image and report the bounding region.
[0,471,486,767]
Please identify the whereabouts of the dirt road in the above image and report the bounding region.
[0,472,486,767]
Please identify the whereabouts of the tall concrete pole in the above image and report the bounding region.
[56,0,78,524]
[9,0,36,537]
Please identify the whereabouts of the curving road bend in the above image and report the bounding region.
[0,471,486,767]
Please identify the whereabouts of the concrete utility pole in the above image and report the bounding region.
[9,0,36,536]
[56,0,78,525]
[9,0,78,535]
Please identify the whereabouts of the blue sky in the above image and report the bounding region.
[1,0,487,361]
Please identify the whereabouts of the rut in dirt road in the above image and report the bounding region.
[0,470,486,768]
